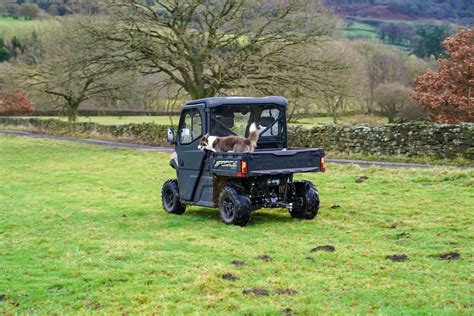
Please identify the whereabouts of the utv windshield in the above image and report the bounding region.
[210,104,285,147]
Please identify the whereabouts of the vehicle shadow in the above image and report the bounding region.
[185,207,294,225]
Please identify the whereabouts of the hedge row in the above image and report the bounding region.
[1,117,473,159]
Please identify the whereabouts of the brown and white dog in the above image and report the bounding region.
[198,123,259,153]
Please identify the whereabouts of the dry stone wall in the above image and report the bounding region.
[288,123,473,159]
[1,118,472,159]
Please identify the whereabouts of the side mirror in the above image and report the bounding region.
[167,128,176,144]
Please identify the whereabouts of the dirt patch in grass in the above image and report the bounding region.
[355,176,369,183]
[0,294,5,301]
[242,288,270,296]
[275,288,297,296]
[311,245,335,252]
[231,259,245,266]
[330,204,341,209]
[257,254,272,262]
[395,232,411,239]
[438,252,461,260]
[282,307,294,316]
[222,273,237,281]
[87,301,101,310]
[386,254,408,262]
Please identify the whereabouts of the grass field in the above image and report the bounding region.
[0,135,472,314]
[0,17,60,38]
[343,22,379,40]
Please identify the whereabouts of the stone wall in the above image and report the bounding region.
[0,118,172,146]
[288,123,473,159]
[1,118,473,159]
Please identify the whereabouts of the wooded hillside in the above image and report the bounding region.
[325,0,473,25]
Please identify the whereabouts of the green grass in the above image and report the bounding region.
[0,135,472,314]
[0,17,60,38]
[343,21,379,40]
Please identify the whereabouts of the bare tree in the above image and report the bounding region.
[355,43,410,113]
[374,83,411,123]
[317,41,364,123]
[86,0,338,99]
[12,18,130,122]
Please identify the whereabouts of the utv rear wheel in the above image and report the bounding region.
[290,181,319,220]
[218,186,251,226]
[161,179,186,215]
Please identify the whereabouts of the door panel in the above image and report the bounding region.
[176,107,206,201]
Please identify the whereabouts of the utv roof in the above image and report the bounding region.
[184,96,288,108]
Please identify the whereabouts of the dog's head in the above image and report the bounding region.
[198,134,216,151]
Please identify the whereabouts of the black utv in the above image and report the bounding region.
[162,96,325,226]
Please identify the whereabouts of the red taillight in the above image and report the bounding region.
[241,161,247,174]
[237,161,247,177]
[321,157,325,173]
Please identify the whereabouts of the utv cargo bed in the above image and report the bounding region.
[210,148,325,177]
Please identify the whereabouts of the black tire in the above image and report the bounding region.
[290,181,319,220]
[218,186,251,226]
[161,179,186,215]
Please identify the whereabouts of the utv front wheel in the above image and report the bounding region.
[218,186,251,226]
[161,179,186,215]
[290,181,319,220]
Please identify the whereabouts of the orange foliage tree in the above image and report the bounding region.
[411,28,473,123]
[0,91,35,116]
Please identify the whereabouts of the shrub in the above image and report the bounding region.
[0,91,35,116]
[398,101,427,121]
[374,83,411,123]
[0,41,9,62]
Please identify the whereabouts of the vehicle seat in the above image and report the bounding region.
[258,116,275,128]
[212,116,234,136]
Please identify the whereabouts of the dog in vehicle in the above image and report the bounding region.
[198,123,259,152]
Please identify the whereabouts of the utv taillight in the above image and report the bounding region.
[237,161,247,177]
[321,157,326,173]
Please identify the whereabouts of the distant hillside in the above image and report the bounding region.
[325,0,473,26]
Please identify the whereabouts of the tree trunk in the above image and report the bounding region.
[66,101,80,123]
